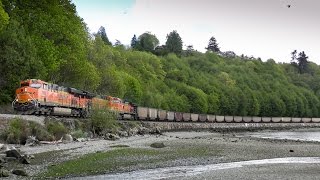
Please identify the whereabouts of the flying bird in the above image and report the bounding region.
[287,4,291,8]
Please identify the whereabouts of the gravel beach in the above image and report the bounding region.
[3,129,320,179]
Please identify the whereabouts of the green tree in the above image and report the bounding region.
[165,30,183,55]
[130,34,138,49]
[206,36,220,52]
[0,0,9,32]
[0,20,45,103]
[97,26,112,45]
[137,32,159,52]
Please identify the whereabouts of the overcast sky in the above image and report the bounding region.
[73,0,320,64]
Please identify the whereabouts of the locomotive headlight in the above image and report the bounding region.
[24,88,27,92]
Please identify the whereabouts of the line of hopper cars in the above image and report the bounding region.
[136,107,320,123]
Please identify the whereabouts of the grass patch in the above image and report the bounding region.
[110,144,130,148]
[37,143,222,179]
[37,148,162,178]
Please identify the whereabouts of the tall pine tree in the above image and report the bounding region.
[97,26,111,45]
[130,34,138,49]
[206,36,220,52]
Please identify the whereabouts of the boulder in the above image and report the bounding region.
[19,156,30,164]
[0,156,4,163]
[3,157,16,162]
[118,131,128,137]
[150,142,166,148]
[0,169,10,177]
[128,127,139,136]
[104,133,120,141]
[5,149,21,159]
[12,169,28,176]
[25,136,39,146]
[63,134,73,143]
[138,127,150,135]
[150,127,162,135]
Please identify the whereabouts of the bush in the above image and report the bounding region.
[29,121,54,141]
[4,118,29,144]
[90,107,118,136]
[46,121,68,140]
[71,129,86,139]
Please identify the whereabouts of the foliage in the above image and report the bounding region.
[1,118,55,144]
[90,107,118,135]
[165,30,182,55]
[136,32,159,52]
[46,121,68,140]
[2,0,320,118]
[3,118,29,144]
[0,0,9,32]
[130,34,138,49]
[96,26,112,45]
[291,50,309,74]
[206,36,220,52]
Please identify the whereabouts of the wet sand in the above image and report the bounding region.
[5,129,320,179]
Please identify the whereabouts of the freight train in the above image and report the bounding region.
[12,79,320,123]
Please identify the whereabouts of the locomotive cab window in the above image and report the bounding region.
[43,84,48,90]
[20,82,29,87]
[30,83,41,89]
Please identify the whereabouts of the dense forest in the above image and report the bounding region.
[1,0,320,117]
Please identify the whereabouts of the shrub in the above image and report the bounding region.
[46,121,68,140]
[71,129,86,139]
[90,107,118,136]
[5,118,29,144]
[29,121,54,141]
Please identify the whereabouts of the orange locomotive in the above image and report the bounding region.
[12,79,136,119]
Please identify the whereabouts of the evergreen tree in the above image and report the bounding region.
[165,30,183,55]
[97,26,111,45]
[297,51,309,74]
[290,50,309,74]
[206,36,220,52]
[130,34,138,49]
[186,45,194,56]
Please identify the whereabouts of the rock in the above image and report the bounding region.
[63,134,73,143]
[0,169,10,177]
[0,155,5,163]
[75,138,87,142]
[19,156,30,164]
[28,155,35,159]
[104,133,120,141]
[138,127,150,135]
[12,169,28,176]
[3,157,16,162]
[289,149,294,152]
[128,127,139,136]
[5,149,21,159]
[25,136,39,146]
[150,142,166,148]
[118,131,128,137]
[150,127,162,135]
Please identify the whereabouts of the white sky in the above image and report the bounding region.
[73,0,320,64]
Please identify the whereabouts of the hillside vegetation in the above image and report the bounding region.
[1,0,320,117]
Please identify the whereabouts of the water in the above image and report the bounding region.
[242,129,320,142]
[70,157,320,180]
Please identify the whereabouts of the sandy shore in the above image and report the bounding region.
[3,129,320,179]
